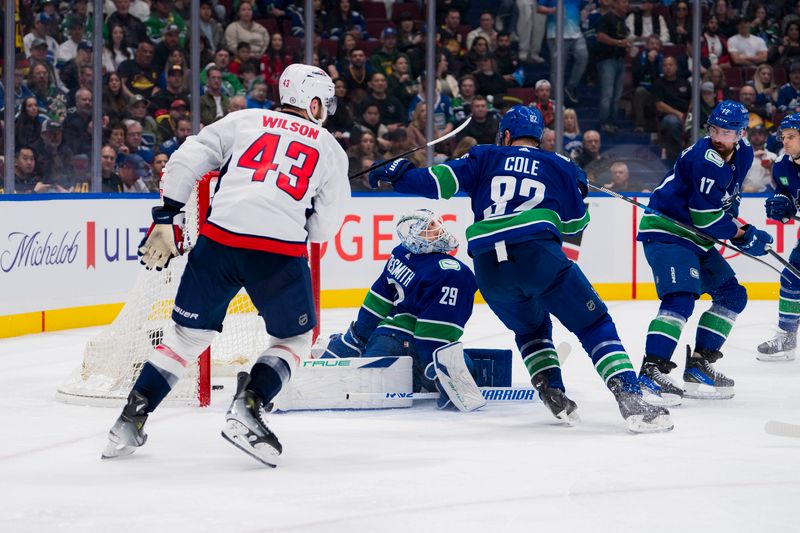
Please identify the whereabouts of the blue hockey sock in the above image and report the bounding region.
[249,356,291,404]
[576,315,636,386]
[517,333,564,391]
[645,310,687,363]
[778,285,800,332]
[133,362,173,413]
[696,304,738,352]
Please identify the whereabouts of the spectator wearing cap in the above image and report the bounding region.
[146,0,187,44]
[225,1,269,56]
[154,24,183,71]
[28,37,64,93]
[631,34,664,133]
[150,64,191,115]
[456,95,499,145]
[467,12,498,51]
[23,13,59,62]
[778,62,800,113]
[200,49,245,97]
[363,72,407,129]
[370,27,401,78]
[326,0,369,41]
[531,79,557,128]
[691,81,719,133]
[27,62,68,121]
[156,98,189,143]
[122,118,155,164]
[119,154,152,193]
[56,16,86,68]
[127,95,159,147]
[198,0,224,53]
[60,0,93,42]
[106,0,149,50]
[473,53,507,98]
[743,124,777,192]
[118,41,160,100]
[652,56,691,160]
[63,88,94,156]
[158,117,193,157]
[100,145,124,192]
[625,0,669,45]
[728,16,768,66]
[60,42,93,97]
[261,33,294,99]
[200,66,230,125]
[32,119,74,188]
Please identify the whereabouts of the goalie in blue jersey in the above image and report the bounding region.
[637,100,773,404]
[369,105,673,433]
[757,113,800,362]
[321,209,511,411]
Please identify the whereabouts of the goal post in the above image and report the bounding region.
[56,172,322,407]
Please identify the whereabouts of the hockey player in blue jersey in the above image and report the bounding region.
[322,209,493,409]
[637,100,773,404]
[369,105,673,433]
[757,113,800,362]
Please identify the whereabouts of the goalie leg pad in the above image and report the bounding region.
[434,342,487,412]
[464,348,512,387]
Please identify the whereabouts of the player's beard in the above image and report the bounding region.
[711,139,735,160]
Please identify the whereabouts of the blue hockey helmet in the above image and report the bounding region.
[496,105,545,145]
[707,100,749,134]
[780,112,800,134]
[396,209,458,254]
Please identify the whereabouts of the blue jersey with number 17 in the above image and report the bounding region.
[394,145,590,256]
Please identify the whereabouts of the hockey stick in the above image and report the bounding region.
[765,420,800,438]
[589,183,800,280]
[348,116,473,180]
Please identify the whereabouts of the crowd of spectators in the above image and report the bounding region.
[3,0,800,194]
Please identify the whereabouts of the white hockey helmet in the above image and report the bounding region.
[279,63,337,125]
[396,209,459,254]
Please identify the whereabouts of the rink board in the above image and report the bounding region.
[0,192,788,337]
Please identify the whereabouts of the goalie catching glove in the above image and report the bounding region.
[138,199,185,271]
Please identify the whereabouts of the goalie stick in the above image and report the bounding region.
[590,183,800,280]
[348,116,473,180]
[765,420,800,438]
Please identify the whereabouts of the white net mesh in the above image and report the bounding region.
[56,175,270,406]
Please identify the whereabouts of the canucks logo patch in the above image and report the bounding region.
[439,258,461,271]
[704,149,725,168]
[780,176,789,186]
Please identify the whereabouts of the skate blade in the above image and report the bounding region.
[642,391,682,407]
[756,350,795,362]
[101,440,138,460]
[554,409,580,426]
[683,382,734,400]
[221,419,280,468]
[626,414,674,433]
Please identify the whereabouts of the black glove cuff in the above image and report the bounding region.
[152,197,185,224]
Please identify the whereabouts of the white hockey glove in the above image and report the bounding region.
[433,342,487,412]
[138,200,185,271]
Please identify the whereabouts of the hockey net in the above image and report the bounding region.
[56,172,322,407]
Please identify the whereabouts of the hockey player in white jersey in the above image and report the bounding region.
[102,64,350,467]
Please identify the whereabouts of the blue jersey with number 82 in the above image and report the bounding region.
[395,145,590,256]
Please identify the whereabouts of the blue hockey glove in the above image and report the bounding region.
[724,192,741,218]
[368,158,415,189]
[766,194,797,223]
[576,169,589,199]
[322,322,367,358]
[138,198,185,271]
[731,224,773,256]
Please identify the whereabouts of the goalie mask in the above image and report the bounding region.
[279,64,337,125]
[396,209,458,254]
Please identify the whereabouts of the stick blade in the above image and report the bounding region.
[765,421,800,438]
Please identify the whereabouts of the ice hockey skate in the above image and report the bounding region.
[531,374,580,425]
[101,390,149,459]
[683,346,735,399]
[756,329,797,362]
[221,372,282,467]
[638,356,684,407]
[608,376,674,433]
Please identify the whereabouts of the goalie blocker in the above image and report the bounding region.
[271,345,513,411]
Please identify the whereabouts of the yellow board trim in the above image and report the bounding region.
[0,282,783,338]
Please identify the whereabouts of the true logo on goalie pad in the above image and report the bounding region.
[302,359,351,367]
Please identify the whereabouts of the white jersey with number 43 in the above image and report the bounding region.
[162,108,350,257]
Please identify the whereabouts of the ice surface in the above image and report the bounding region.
[1,301,798,532]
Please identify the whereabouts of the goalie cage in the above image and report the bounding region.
[56,172,322,407]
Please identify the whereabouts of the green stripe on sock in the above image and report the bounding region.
[648,316,684,341]
[698,311,734,337]
[779,297,800,316]
[524,349,560,376]
[595,352,634,381]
